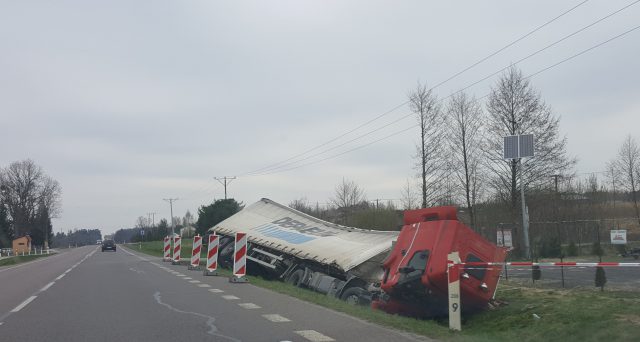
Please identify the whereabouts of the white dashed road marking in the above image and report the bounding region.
[183,277,192,280]
[55,274,65,280]
[197,284,211,288]
[11,296,37,313]
[238,303,261,309]
[40,282,55,292]
[262,314,290,322]
[189,280,200,283]
[209,289,224,293]
[222,295,239,300]
[295,330,335,342]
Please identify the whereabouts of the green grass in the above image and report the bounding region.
[126,241,640,341]
[0,253,52,267]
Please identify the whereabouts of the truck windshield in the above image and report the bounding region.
[407,250,429,274]
[464,254,486,280]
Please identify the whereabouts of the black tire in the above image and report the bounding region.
[340,287,370,306]
[286,269,304,287]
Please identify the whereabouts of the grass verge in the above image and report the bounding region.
[0,253,52,267]
[126,241,640,341]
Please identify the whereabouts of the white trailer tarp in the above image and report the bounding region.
[210,198,399,274]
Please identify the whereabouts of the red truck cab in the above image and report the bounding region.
[373,206,507,317]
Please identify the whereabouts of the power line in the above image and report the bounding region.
[246,24,640,176]
[238,101,409,177]
[258,125,418,176]
[246,112,413,176]
[429,0,591,91]
[237,2,589,177]
[455,0,640,95]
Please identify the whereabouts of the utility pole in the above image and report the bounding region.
[214,176,236,199]
[163,198,178,237]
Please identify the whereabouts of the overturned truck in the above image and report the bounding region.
[210,198,506,317]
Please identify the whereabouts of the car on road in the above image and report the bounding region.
[101,240,116,252]
[622,247,640,259]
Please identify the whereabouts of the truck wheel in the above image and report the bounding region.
[341,287,370,306]
[286,270,304,287]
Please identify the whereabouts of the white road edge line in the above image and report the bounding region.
[294,330,335,342]
[11,296,37,313]
[40,282,55,292]
[55,274,65,280]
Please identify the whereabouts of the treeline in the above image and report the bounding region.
[52,229,102,247]
[118,199,243,243]
[0,160,61,248]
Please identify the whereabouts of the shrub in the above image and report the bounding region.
[565,241,578,257]
[595,266,606,291]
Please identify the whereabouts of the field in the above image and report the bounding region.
[125,241,640,341]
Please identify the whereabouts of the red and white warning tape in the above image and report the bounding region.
[450,261,640,267]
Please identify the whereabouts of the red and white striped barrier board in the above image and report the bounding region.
[230,232,248,283]
[189,235,202,270]
[163,236,171,261]
[204,234,219,276]
[172,236,181,263]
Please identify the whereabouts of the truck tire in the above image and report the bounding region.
[286,270,304,287]
[340,287,370,306]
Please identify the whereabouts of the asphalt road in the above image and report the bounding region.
[0,246,432,342]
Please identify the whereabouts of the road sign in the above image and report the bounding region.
[503,136,519,159]
[140,229,145,236]
[610,230,627,244]
[497,229,513,248]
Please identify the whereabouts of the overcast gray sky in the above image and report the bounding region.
[1,1,639,235]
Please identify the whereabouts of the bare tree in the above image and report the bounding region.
[605,160,620,207]
[408,82,445,208]
[485,66,576,210]
[399,179,419,210]
[446,92,484,229]
[0,160,61,240]
[40,176,62,219]
[289,197,314,214]
[183,210,193,227]
[331,178,365,208]
[135,216,148,229]
[331,178,365,224]
[612,135,640,224]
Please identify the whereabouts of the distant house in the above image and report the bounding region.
[180,226,196,238]
[13,235,32,255]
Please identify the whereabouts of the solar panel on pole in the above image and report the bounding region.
[503,136,519,159]
[519,134,534,158]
